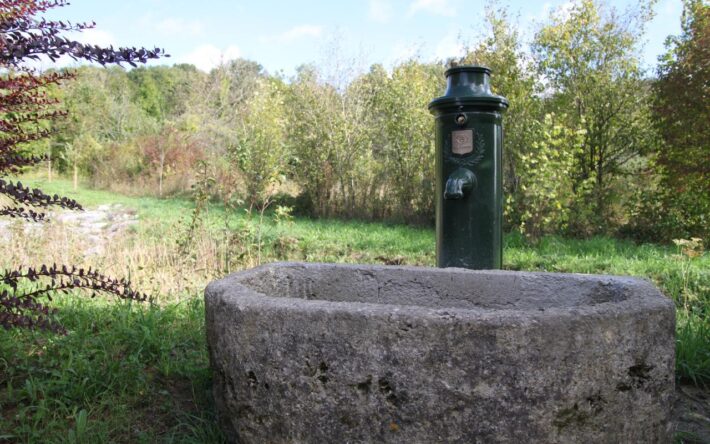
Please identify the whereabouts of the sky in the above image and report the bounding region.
[43,0,684,77]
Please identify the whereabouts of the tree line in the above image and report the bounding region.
[42,0,708,242]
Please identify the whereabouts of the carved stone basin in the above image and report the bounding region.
[205,262,675,443]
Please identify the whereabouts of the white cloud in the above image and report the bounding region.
[154,17,204,36]
[407,0,456,18]
[387,40,424,66]
[75,29,117,48]
[180,44,242,72]
[434,31,465,61]
[384,37,428,69]
[553,1,576,21]
[524,1,575,30]
[139,15,204,36]
[660,0,681,16]
[369,0,393,23]
[260,25,323,44]
[524,2,552,24]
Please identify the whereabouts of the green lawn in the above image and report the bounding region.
[1,177,707,442]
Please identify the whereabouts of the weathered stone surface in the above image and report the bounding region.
[205,262,675,443]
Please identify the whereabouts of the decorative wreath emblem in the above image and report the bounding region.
[446,130,485,169]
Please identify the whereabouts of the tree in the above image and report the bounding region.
[516,114,585,239]
[342,63,390,219]
[54,67,113,189]
[234,76,288,208]
[533,0,657,234]
[370,60,442,222]
[48,66,163,192]
[285,61,399,220]
[183,58,264,204]
[456,7,543,233]
[285,65,340,217]
[0,0,164,332]
[649,0,709,241]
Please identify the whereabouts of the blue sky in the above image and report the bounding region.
[44,0,683,76]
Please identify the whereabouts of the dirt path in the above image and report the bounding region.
[0,203,138,255]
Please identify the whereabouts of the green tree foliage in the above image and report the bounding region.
[50,65,207,195]
[457,8,542,232]
[339,64,389,218]
[234,77,288,207]
[286,61,442,222]
[285,65,343,217]
[372,61,442,222]
[533,0,658,235]
[56,67,134,188]
[126,65,206,196]
[128,64,203,121]
[182,59,265,202]
[646,0,709,241]
[517,114,586,239]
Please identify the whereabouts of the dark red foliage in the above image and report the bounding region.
[0,178,82,209]
[1,0,163,332]
[0,0,165,67]
[1,264,151,333]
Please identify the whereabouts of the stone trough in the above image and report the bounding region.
[205,262,675,443]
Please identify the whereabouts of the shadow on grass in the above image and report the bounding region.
[0,296,224,443]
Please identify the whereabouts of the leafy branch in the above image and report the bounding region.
[1,264,150,334]
[0,0,163,333]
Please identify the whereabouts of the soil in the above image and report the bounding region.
[676,384,710,443]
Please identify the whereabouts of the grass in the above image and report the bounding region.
[0,297,220,443]
[0,176,708,442]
